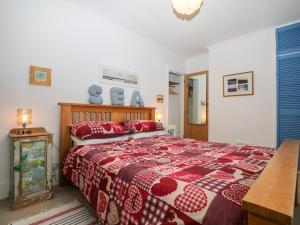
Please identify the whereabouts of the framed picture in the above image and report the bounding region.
[223,71,254,97]
[99,65,139,88]
[156,94,164,103]
[29,65,51,86]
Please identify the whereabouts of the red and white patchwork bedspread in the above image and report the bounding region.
[63,135,274,225]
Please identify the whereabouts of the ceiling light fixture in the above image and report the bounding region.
[172,0,203,16]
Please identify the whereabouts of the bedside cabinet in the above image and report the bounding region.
[8,127,53,210]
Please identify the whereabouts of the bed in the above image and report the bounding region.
[58,103,299,225]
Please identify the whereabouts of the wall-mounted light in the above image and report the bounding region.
[156,95,164,103]
[17,109,32,134]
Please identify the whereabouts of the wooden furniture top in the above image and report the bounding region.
[9,127,53,138]
[242,140,300,225]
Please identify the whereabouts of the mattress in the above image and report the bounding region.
[63,134,275,225]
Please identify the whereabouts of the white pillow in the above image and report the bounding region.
[128,130,166,139]
[71,131,166,146]
[71,135,130,146]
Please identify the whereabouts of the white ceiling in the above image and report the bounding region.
[74,0,300,57]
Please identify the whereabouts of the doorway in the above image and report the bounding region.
[168,72,181,136]
[184,71,208,140]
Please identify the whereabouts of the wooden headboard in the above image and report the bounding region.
[58,102,156,185]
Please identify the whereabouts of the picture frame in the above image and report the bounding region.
[223,71,254,97]
[29,65,51,87]
[99,65,139,88]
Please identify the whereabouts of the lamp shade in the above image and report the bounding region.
[17,109,32,125]
[156,113,162,121]
[172,0,203,16]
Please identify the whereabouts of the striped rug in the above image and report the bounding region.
[10,201,98,225]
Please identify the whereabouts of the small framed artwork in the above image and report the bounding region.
[223,71,254,97]
[99,65,139,88]
[156,95,164,103]
[29,65,51,87]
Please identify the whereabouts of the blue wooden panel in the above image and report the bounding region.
[277,52,300,145]
[278,115,300,169]
[277,52,300,110]
[277,23,300,169]
[278,115,300,144]
[277,51,300,153]
[276,22,300,55]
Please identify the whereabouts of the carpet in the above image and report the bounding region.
[9,201,98,225]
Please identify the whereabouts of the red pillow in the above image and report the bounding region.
[71,121,129,140]
[121,120,164,133]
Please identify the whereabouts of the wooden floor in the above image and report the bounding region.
[0,184,300,225]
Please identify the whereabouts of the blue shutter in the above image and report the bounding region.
[276,22,300,55]
[276,23,300,169]
[277,52,300,144]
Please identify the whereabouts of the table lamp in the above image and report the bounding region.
[156,113,162,122]
[17,109,32,134]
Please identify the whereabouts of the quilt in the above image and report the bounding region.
[63,135,275,225]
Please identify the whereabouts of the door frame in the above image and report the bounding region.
[184,70,209,140]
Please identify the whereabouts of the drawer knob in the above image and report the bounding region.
[14,165,21,171]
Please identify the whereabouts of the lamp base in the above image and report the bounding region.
[16,129,32,134]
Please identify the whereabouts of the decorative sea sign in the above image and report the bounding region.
[99,65,139,88]
[131,90,144,107]
[223,71,254,97]
[88,85,103,105]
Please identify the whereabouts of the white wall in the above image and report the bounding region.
[208,28,276,147]
[0,0,185,199]
[184,29,276,147]
[185,53,209,73]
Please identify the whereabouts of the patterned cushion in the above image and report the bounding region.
[71,121,129,140]
[121,120,164,133]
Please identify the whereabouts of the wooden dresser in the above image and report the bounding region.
[8,127,53,210]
